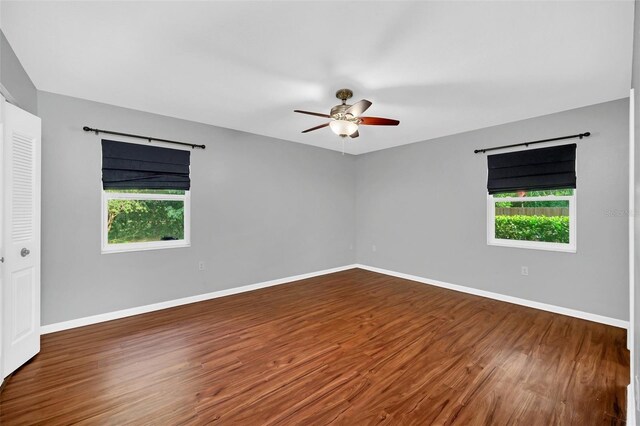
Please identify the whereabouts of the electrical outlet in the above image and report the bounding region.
[521,266,528,276]
[198,261,205,271]
[372,245,377,252]
[349,244,354,251]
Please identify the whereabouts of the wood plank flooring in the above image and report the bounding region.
[0,268,629,425]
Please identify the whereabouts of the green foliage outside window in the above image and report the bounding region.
[495,215,569,243]
[107,191,185,244]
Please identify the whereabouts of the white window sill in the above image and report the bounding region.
[488,239,576,253]
[102,241,190,254]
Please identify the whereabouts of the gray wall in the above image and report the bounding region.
[38,91,356,325]
[41,93,629,325]
[356,98,629,321]
[0,30,36,115]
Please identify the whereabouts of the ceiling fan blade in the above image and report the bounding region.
[301,122,330,133]
[359,117,400,126]
[294,110,331,118]
[345,100,372,117]
[349,130,359,139]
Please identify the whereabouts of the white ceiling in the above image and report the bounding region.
[1,1,634,155]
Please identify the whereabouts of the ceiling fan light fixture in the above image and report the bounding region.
[294,89,399,138]
[330,120,358,137]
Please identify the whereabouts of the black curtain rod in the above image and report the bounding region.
[83,126,206,150]
[474,132,590,154]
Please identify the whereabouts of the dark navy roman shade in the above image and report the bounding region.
[487,143,576,194]
[102,140,190,190]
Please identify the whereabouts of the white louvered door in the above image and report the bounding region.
[2,101,41,377]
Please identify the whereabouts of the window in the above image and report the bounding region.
[101,139,192,253]
[485,143,577,252]
[102,189,190,253]
[487,189,576,252]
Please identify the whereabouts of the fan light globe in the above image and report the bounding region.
[330,120,358,136]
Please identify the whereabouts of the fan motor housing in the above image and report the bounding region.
[330,104,350,118]
[330,104,360,124]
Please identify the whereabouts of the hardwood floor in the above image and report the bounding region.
[0,268,629,425]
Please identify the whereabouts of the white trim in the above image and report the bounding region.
[104,192,186,201]
[40,263,628,334]
[355,264,629,330]
[40,264,358,334]
[0,95,4,381]
[487,238,576,253]
[629,88,636,420]
[628,384,636,426]
[490,195,573,203]
[101,240,191,254]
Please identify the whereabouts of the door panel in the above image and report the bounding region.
[11,131,35,243]
[11,268,35,341]
[2,101,41,377]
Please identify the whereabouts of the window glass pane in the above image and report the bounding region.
[105,189,186,195]
[107,199,184,244]
[494,200,570,244]
[493,188,574,198]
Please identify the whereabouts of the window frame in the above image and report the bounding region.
[101,190,191,254]
[487,191,577,253]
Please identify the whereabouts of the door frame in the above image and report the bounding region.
[0,94,4,382]
[629,88,636,424]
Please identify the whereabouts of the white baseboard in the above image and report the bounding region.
[40,264,358,334]
[41,263,628,335]
[355,264,629,330]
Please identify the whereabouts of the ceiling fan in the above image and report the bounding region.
[294,89,399,139]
